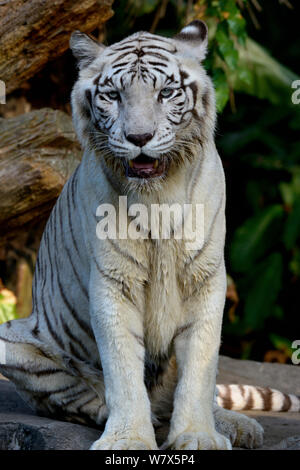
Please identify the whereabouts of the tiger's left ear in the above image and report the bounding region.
[174,20,208,61]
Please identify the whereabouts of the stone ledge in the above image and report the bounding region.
[0,356,299,450]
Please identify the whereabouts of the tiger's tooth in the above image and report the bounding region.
[154,159,159,168]
[129,160,133,168]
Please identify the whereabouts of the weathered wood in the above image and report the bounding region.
[0,108,82,242]
[0,0,114,94]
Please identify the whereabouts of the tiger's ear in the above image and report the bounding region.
[174,20,208,61]
[70,31,105,69]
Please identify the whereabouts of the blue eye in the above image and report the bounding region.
[107,91,120,101]
[159,88,174,99]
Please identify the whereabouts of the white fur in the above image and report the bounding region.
[0,25,267,451]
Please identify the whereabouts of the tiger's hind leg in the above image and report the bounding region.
[0,335,107,429]
[214,405,264,449]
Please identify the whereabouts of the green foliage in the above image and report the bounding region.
[0,293,17,324]
[230,205,284,273]
[243,252,283,330]
[228,38,298,106]
[212,68,229,114]
[269,333,294,359]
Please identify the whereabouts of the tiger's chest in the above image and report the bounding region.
[143,239,194,356]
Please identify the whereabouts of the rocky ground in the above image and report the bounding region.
[0,355,299,450]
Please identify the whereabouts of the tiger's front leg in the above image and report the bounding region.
[88,262,157,451]
[163,262,231,450]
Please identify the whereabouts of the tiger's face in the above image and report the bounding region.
[71,21,214,185]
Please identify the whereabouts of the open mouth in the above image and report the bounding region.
[123,154,166,179]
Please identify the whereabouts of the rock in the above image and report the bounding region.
[240,411,300,450]
[0,356,299,450]
[0,377,99,450]
[0,379,35,416]
[270,435,300,450]
[0,413,100,450]
[218,355,300,395]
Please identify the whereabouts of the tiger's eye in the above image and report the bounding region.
[159,88,174,99]
[107,91,120,101]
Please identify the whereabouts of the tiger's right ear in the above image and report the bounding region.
[70,31,105,69]
[174,20,208,61]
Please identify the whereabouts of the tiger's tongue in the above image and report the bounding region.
[132,160,155,169]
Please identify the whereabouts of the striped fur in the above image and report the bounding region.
[217,384,300,413]
[0,21,296,451]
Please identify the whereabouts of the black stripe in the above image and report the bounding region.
[106,237,147,273]
[142,51,170,61]
[282,393,292,411]
[54,257,94,340]
[244,388,254,410]
[173,322,193,341]
[2,363,66,377]
[221,385,233,409]
[149,67,167,75]
[147,61,168,68]
[66,185,81,259]
[63,389,89,407]
[70,165,80,210]
[142,44,176,53]
[112,61,131,69]
[65,245,88,299]
[42,292,65,350]
[111,51,136,63]
[78,395,99,412]
[60,316,91,359]
[94,258,136,308]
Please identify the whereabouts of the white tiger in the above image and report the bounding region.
[0,21,298,451]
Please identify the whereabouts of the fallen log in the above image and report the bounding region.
[0,108,82,242]
[0,0,113,94]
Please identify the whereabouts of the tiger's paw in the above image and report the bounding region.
[161,429,232,450]
[90,431,158,450]
[214,406,264,449]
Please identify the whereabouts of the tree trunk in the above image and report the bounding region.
[0,108,82,242]
[0,0,113,94]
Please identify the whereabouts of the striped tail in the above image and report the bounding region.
[216,384,300,412]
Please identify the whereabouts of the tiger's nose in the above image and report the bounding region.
[126,132,154,147]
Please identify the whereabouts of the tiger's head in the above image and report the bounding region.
[70,21,215,189]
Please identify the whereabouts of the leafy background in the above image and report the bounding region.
[0,0,299,363]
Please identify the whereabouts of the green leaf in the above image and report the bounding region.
[236,67,253,87]
[243,253,283,330]
[227,14,246,39]
[230,205,284,273]
[279,182,294,207]
[289,248,300,277]
[216,28,239,70]
[227,38,298,105]
[212,68,230,112]
[0,302,17,324]
[269,333,294,358]
[131,0,160,16]
[283,197,300,250]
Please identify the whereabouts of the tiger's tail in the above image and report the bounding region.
[216,384,300,412]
